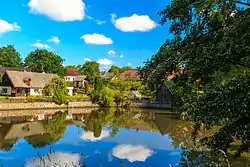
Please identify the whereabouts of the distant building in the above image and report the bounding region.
[64,68,80,82]
[101,72,116,80]
[156,82,178,106]
[1,70,57,96]
[119,69,140,80]
[73,75,87,88]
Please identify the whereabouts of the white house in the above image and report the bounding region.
[64,68,80,82]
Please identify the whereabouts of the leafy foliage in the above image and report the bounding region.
[108,79,145,93]
[43,77,69,105]
[0,45,22,67]
[91,86,115,106]
[139,0,250,158]
[108,65,120,77]
[80,61,100,83]
[24,49,66,76]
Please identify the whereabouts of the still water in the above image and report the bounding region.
[0,108,248,167]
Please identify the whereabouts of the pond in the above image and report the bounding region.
[0,108,249,167]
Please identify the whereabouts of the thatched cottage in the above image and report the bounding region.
[1,70,57,96]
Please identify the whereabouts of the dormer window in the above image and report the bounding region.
[23,77,31,86]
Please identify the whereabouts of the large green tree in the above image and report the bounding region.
[80,61,100,83]
[140,0,250,159]
[0,45,22,67]
[24,49,66,76]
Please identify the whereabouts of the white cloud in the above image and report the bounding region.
[127,62,132,66]
[96,20,106,25]
[84,58,91,62]
[120,54,124,58]
[25,152,81,167]
[80,33,113,45]
[31,42,50,49]
[47,36,60,44]
[97,58,113,66]
[111,14,157,32]
[81,130,109,141]
[0,19,21,33]
[112,144,153,162]
[28,0,85,21]
[108,50,116,56]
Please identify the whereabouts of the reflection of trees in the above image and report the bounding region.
[0,124,18,152]
[0,138,18,152]
[180,148,231,167]
[25,111,67,148]
[83,108,158,137]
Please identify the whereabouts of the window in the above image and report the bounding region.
[1,88,7,94]
[17,88,22,93]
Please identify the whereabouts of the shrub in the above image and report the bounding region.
[43,77,69,105]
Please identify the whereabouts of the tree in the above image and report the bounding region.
[80,61,100,83]
[0,45,22,67]
[43,77,69,105]
[24,49,66,76]
[109,65,120,76]
[91,86,115,107]
[120,66,132,73]
[140,0,250,158]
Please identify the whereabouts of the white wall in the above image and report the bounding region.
[67,87,74,96]
[30,88,43,96]
[64,76,76,82]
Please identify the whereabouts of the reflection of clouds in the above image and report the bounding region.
[25,152,81,167]
[112,144,153,162]
[106,129,173,150]
[80,130,109,141]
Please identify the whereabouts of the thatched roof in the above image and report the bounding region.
[119,69,140,80]
[101,72,114,80]
[0,67,29,76]
[5,70,57,88]
[4,122,45,140]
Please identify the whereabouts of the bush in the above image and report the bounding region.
[43,77,69,105]
[97,86,115,106]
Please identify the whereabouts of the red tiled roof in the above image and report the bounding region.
[67,69,80,76]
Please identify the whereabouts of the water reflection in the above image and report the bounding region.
[25,152,82,167]
[0,108,248,166]
[112,144,153,162]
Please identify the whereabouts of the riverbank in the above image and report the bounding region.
[0,101,172,111]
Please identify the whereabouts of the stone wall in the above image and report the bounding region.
[0,101,98,111]
[0,108,96,117]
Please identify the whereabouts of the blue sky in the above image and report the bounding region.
[0,0,171,69]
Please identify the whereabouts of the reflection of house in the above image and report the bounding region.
[64,68,80,82]
[101,72,116,80]
[73,75,87,88]
[130,122,152,132]
[120,69,140,80]
[2,122,45,140]
[154,113,179,135]
[156,82,177,105]
[1,70,57,96]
